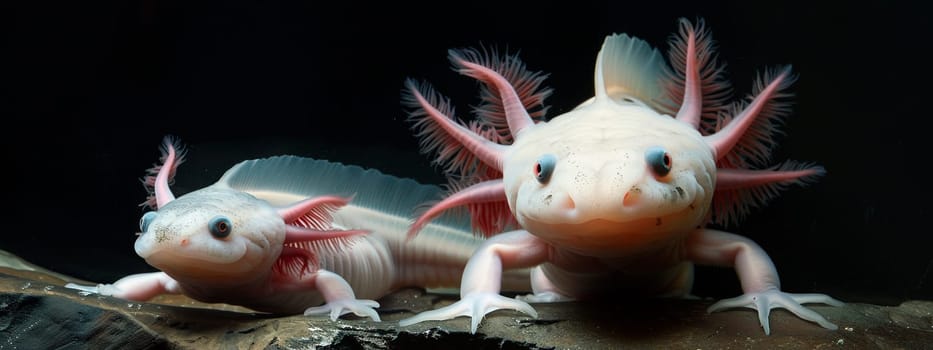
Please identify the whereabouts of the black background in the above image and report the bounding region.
[3,1,929,305]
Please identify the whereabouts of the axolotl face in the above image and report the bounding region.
[134,186,285,286]
[502,100,717,257]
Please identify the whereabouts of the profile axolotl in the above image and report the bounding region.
[67,137,530,320]
[398,18,842,335]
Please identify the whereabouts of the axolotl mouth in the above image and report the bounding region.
[514,172,707,225]
[132,208,274,271]
[517,204,703,257]
[134,228,251,264]
[132,187,280,271]
[134,228,275,280]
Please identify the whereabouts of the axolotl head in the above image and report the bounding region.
[503,100,716,257]
[133,137,365,291]
[135,186,285,286]
[404,24,822,258]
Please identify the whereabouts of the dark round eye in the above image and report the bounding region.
[645,146,672,177]
[139,211,158,232]
[208,216,232,238]
[533,154,557,184]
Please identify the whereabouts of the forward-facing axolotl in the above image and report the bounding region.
[397,18,842,335]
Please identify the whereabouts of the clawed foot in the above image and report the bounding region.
[304,298,381,321]
[399,292,538,333]
[709,288,844,335]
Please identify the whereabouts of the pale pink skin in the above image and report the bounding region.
[67,138,529,321]
[67,138,383,319]
[398,19,843,335]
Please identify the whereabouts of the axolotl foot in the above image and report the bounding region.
[708,288,844,335]
[399,292,539,333]
[304,298,382,322]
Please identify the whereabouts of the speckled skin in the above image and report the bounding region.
[398,20,843,335]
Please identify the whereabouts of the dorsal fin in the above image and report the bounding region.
[217,155,471,230]
[596,32,668,109]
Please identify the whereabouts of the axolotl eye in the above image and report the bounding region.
[209,216,232,239]
[534,154,557,184]
[139,211,158,233]
[645,146,672,177]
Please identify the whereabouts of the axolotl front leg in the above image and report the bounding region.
[274,246,382,321]
[399,228,845,335]
[66,267,381,321]
[302,270,381,321]
[685,229,844,335]
[66,272,181,301]
[399,230,577,333]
